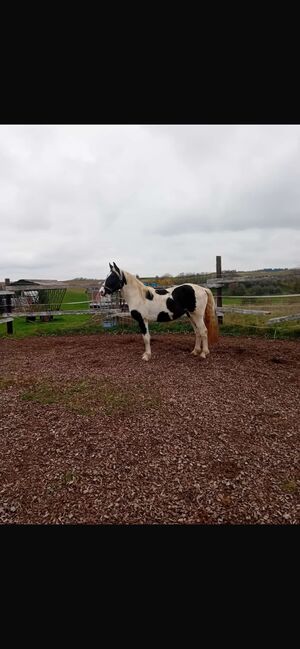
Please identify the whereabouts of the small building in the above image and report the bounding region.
[7,279,67,313]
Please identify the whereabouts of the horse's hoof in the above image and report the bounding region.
[190,350,199,356]
[200,352,207,359]
[142,353,151,361]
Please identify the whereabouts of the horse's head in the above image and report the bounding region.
[99,262,126,296]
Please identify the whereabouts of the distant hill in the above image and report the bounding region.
[62,278,103,289]
[2,267,300,294]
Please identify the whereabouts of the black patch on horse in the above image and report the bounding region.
[166,297,185,320]
[171,285,196,313]
[155,289,168,295]
[146,290,153,300]
[131,309,147,335]
[157,311,171,322]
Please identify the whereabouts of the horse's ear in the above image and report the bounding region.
[109,262,113,270]
[113,262,121,275]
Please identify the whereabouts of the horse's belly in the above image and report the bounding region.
[156,305,185,322]
[170,308,185,320]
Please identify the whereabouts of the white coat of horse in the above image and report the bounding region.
[100,262,219,361]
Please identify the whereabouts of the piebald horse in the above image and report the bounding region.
[100,262,219,361]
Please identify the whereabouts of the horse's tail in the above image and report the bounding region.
[204,288,219,345]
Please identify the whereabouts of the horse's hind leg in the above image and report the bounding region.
[188,318,202,356]
[188,313,209,358]
[142,320,151,361]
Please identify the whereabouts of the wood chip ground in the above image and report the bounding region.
[1,333,299,524]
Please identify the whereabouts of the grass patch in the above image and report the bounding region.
[0,377,16,389]
[220,323,300,340]
[21,377,161,417]
[106,319,300,340]
[0,314,104,339]
[280,480,298,494]
[63,470,76,485]
[105,320,193,336]
[60,288,88,309]
[22,383,62,405]
[2,314,300,340]
[22,380,92,410]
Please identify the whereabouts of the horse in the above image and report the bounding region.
[100,262,219,361]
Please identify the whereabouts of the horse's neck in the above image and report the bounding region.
[121,271,145,308]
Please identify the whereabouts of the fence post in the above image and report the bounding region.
[6,294,13,334]
[216,255,223,324]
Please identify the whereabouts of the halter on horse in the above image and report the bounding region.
[100,262,219,361]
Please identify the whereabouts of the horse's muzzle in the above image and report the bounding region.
[100,285,113,296]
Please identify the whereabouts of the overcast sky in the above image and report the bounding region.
[0,124,299,281]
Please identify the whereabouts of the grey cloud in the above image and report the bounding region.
[153,144,300,236]
[0,125,300,279]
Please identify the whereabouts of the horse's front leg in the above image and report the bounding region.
[131,310,151,361]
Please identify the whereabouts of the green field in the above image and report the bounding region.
[1,289,300,340]
[60,288,90,310]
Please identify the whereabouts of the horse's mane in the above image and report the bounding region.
[123,270,150,298]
